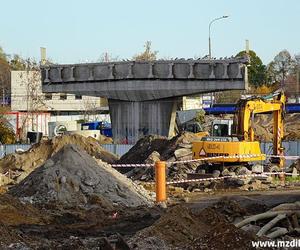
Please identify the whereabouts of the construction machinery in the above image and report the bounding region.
[192,90,286,171]
[179,120,209,138]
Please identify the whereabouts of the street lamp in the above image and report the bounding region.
[209,15,229,59]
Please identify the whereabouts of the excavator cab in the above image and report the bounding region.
[211,119,233,137]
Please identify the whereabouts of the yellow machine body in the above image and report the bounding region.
[192,140,266,163]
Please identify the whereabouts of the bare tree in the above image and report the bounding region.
[98,52,119,62]
[267,50,296,86]
[0,57,10,107]
[18,62,46,139]
[83,98,101,121]
[133,41,158,61]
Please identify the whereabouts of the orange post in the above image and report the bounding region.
[155,161,167,203]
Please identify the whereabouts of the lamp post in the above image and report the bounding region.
[208,15,229,59]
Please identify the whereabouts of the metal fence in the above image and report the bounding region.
[0,144,32,158]
[0,143,134,159]
[260,141,300,167]
[102,144,134,156]
[1,142,299,165]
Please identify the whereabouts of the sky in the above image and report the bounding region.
[0,0,299,64]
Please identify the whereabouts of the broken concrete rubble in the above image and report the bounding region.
[119,132,202,181]
[9,144,153,207]
[0,134,119,184]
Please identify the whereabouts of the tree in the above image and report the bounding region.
[18,67,46,137]
[0,106,15,144]
[0,47,8,61]
[9,54,27,70]
[133,41,158,61]
[0,58,11,106]
[98,52,119,62]
[267,50,296,85]
[195,109,205,124]
[236,50,267,87]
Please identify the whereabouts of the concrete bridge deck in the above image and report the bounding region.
[41,58,248,143]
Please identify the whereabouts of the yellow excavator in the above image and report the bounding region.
[192,90,286,172]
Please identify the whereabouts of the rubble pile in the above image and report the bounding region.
[119,132,200,181]
[9,144,153,207]
[0,134,118,183]
[129,202,258,250]
[0,194,48,226]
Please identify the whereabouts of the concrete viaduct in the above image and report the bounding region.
[41,58,248,143]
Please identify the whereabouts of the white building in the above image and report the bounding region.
[11,71,108,114]
[10,71,110,137]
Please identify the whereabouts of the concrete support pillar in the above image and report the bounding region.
[108,98,179,144]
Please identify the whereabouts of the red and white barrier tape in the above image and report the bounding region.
[169,154,300,165]
[166,172,299,185]
[111,163,154,168]
[266,155,300,160]
[110,154,299,168]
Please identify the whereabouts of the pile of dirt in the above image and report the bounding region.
[189,222,258,250]
[0,134,119,183]
[9,144,153,207]
[0,194,47,248]
[0,225,25,248]
[0,194,47,226]
[119,132,200,181]
[129,202,257,249]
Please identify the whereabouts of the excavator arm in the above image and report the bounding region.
[235,90,286,167]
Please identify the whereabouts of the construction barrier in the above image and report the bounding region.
[1,154,299,201]
[155,161,167,203]
[111,153,300,203]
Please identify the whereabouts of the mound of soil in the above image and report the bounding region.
[130,204,225,249]
[189,222,258,250]
[130,199,261,249]
[0,194,47,226]
[9,144,153,207]
[0,134,119,183]
[0,225,25,248]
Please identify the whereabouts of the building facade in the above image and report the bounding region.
[10,71,110,138]
[11,71,108,113]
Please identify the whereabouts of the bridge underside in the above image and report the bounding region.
[41,58,248,143]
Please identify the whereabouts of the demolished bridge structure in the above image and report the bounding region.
[41,58,248,143]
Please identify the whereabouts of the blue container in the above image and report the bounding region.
[81,121,113,137]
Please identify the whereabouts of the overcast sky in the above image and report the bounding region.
[0,0,299,64]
